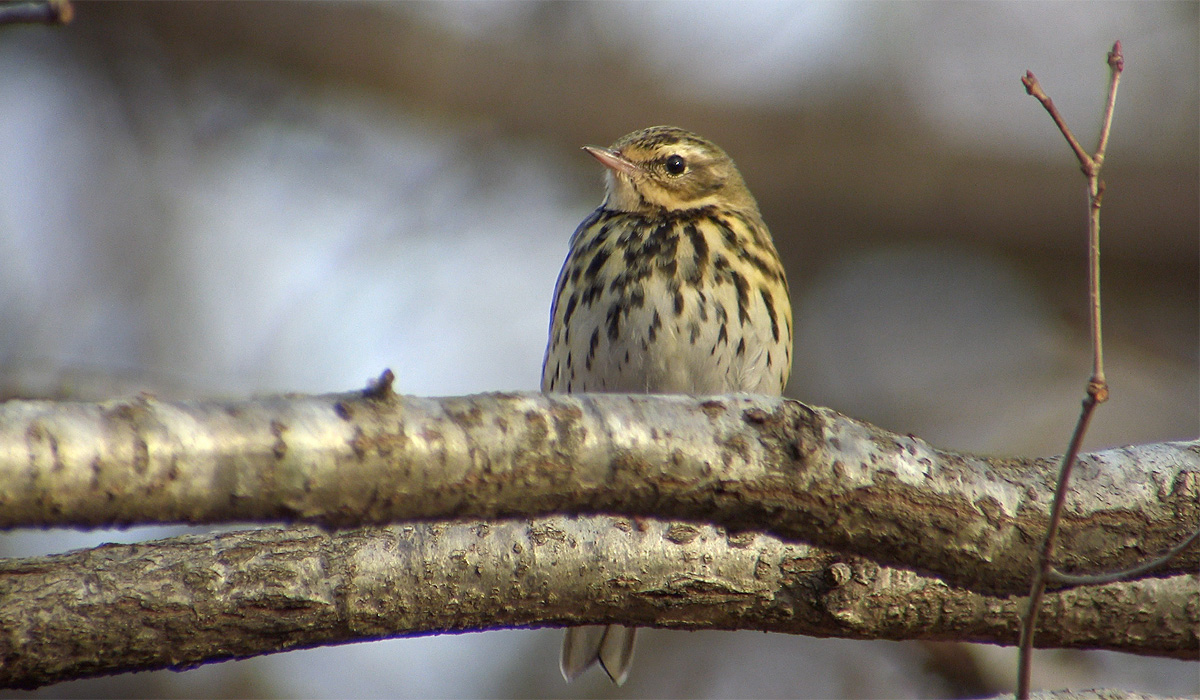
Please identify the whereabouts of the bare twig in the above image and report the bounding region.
[1016,41,1124,700]
[1020,73,1093,174]
[0,0,72,25]
[1016,396,1100,698]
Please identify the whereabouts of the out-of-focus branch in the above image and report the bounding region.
[1,521,1194,689]
[1,378,1196,596]
[0,0,71,25]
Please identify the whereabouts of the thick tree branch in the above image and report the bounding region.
[1,521,1194,689]
[1,388,1196,596]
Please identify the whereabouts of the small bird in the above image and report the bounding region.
[541,126,794,685]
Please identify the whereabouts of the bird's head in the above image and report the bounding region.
[584,126,757,214]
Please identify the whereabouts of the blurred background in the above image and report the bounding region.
[0,2,1195,697]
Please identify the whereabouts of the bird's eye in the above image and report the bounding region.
[664,154,687,176]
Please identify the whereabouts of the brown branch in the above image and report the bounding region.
[1021,72,1093,176]
[1,389,1196,597]
[1017,40,1125,700]
[1,522,1194,689]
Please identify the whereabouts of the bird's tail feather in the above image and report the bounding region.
[560,625,637,686]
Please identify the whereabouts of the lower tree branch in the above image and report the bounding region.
[1,521,1195,689]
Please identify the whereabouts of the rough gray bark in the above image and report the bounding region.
[1,520,1195,689]
[2,387,1197,596]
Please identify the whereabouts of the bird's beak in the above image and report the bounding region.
[582,145,640,177]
